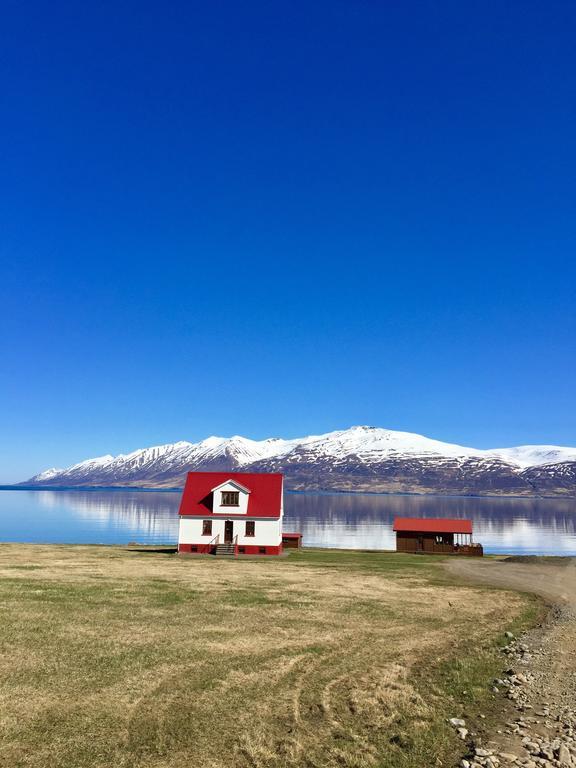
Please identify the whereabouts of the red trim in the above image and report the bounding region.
[178,543,282,556]
[178,542,217,555]
[236,545,282,556]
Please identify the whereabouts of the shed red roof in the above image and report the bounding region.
[178,472,283,518]
[393,517,472,534]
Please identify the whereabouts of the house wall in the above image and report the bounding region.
[179,516,282,547]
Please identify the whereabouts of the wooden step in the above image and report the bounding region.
[215,544,236,556]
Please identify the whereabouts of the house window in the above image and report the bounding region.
[245,520,255,537]
[202,520,212,536]
[221,491,239,506]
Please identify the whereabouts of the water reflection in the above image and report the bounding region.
[0,489,575,555]
[0,489,180,544]
[284,493,576,555]
[40,490,180,540]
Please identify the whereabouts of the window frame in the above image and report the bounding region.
[202,519,213,536]
[245,520,255,537]
[220,490,240,507]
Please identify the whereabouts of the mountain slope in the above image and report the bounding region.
[20,426,576,497]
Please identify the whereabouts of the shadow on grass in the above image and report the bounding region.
[123,546,178,554]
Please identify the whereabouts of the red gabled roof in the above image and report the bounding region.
[178,472,283,518]
[393,517,473,534]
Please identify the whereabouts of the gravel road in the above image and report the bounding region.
[445,556,576,768]
[447,557,576,609]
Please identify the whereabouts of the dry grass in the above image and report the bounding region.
[0,545,535,768]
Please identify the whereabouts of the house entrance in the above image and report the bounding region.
[224,520,234,543]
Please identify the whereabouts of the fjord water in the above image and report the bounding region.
[0,489,575,555]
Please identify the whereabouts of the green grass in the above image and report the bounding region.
[287,547,446,571]
[0,544,541,768]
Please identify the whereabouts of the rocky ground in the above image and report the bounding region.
[446,558,576,768]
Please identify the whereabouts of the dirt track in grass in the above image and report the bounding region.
[0,545,535,768]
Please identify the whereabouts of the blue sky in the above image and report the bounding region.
[1,0,575,482]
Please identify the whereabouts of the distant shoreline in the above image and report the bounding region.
[1,484,574,500]
[0,485,183,493]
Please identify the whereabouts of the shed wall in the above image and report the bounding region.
[396,531,455,554]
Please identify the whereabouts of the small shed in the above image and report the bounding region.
[393,517,483,556]
[282,532,303,549]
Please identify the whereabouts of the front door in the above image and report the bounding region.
[224,520,234,543]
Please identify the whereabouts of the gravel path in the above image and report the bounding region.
[445,557,576,768]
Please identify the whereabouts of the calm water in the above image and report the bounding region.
[0,489,575,555]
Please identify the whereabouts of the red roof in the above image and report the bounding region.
[393,517,473,534]
[178,472,283,518]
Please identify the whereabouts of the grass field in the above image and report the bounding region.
[0,545,539,768]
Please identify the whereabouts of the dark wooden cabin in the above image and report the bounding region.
[393,517,483,556]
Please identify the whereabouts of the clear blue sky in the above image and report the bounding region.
[1,0,575,482]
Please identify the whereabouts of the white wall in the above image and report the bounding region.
[179,516,281,546]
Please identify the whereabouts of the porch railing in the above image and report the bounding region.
[204,533,219,554]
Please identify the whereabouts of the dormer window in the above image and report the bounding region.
[210,480,250,512]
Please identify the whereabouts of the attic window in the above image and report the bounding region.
[221,491,239,507]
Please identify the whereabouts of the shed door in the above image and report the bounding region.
[224,520,234,543]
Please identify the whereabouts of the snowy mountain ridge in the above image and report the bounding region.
[21,426,576,497]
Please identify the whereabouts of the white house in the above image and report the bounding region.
[177,471,284,555]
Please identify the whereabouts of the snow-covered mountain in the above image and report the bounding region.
[488,445,576,468]
[20,426,576,497]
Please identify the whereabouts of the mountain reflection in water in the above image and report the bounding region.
[285,492,576,554]
[0,489,575,555]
